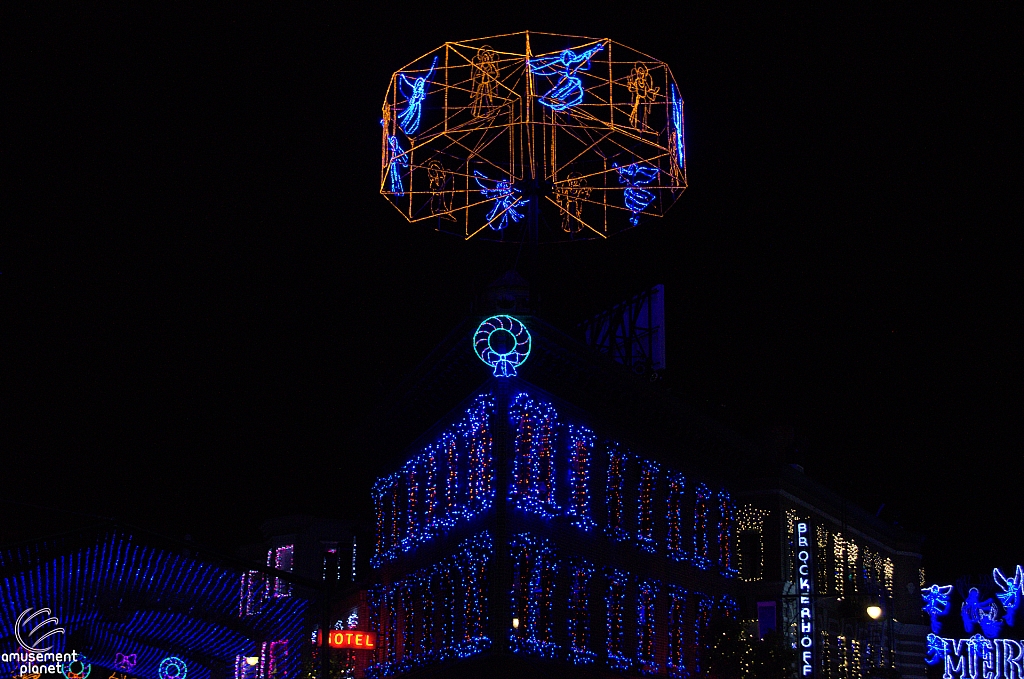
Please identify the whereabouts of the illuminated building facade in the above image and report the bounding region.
[737,465,928,679]
[363,304,927,679]
[237,516,372,679]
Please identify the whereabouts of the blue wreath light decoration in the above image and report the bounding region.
[158,657,187,679]
[474,315,531,377]
[61,658,91,679]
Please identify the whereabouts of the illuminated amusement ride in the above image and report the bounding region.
[380,32,687,243]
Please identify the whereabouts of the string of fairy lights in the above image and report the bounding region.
[370,531,746,676]
[366,532,492,678]
[692,483,713,570]
[509,394,560,516]
[666,472,687,561]
[716,490,739,576]
[566,424,596,530]
[372,395,495,567]
[736,505,770,582]
[667,585,687,678]
[605,447,629,542]
[373,391,741,573]
[637,461,661,554]
[637,580,660,674]
[567,559,596,665]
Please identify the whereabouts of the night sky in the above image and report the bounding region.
[7,4,1020,582]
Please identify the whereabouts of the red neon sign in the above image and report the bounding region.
[321,630,376,649]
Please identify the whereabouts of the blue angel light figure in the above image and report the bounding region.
[386,135,408,197]
[530,43,606,112]
[962,587,1003,638]
[994,565,1023,627]
[473,170,525,230]
[397,56,438,136]
[922,584,954,633]
[614,162,659,225]
[924,633,946,665]
[670,84,685,182]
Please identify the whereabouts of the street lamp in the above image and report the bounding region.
[866,605,883,620]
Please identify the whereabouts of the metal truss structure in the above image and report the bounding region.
[380,32,688,243]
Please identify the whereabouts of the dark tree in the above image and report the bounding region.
[705,618,796,679]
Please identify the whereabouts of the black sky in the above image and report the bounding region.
[6,4,1021,581]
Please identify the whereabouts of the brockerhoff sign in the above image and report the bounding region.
[796,522,815,677]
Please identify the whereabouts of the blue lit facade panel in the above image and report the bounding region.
[369,382,742,676]
[371,385,738,574]
[366,533,492,679]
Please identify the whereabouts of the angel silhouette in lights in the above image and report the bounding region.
[924,634,946,665]
[669,84,685,184]
[427,159,455,221]
[386,136,408,197]
[555,171,591,233]
[994,565,1023,627]
[470,46,500,118]
[614,162,659,225]
[473,171,525,230]
[530,42,606,112]
[397,56,438,136]
[961,587,1003,638]
[922,583,954,633]
[627,63,659,129]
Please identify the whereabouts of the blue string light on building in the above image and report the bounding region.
[365,318,745,678]
[355,277,934,679]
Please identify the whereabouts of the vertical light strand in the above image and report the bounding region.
[666,473,687,561]
[846,541,859,593]
[509,533,559,658]
[716,489,737,577]
[817,525,830,594]
[605,447,629,542]
[509,394,560,517]
[567,425,596,530]
[637,461,661,554]
[694,595,712,676]
[637,579,661,674]
[667,586,687,678]
[567,558,596,664]
[424,445,438,530]
[406,463,420,549]
[605,568,631,671]
[834,533,846,598]
[693,484,712,569]
[463,395,495,513]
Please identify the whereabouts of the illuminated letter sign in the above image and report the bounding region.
[796,521,815,678]
[923,565,1024,679]
[324,630,377,649]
